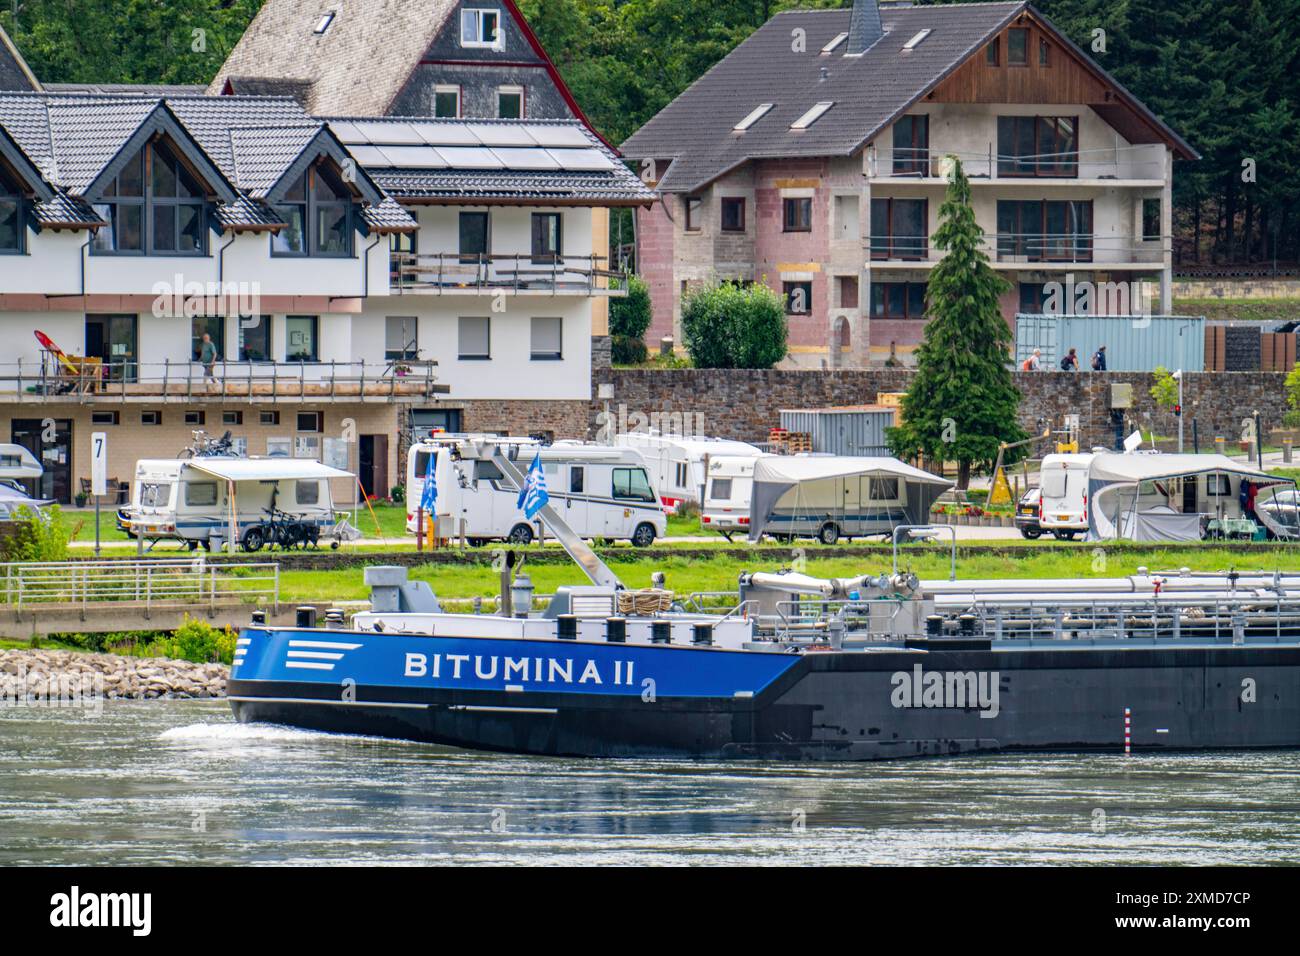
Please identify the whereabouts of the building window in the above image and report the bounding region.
[783,281,812,315]
[837,275,859,310]
[997,116,1078,177]
[530,317,563,360]
[390,229,416,281]
[783,197,812,232]
[239,315,272,362]
[986,37,999,66]
[1008,28,1029,65]
[313,12,335,35]
[892,115,929,175]
[184,410,205,426]
[497,86,524,119]
[386,316,418,361]
[191,316,224,362]
[684,197,702,232]
[870,198,928,259]
[720,197,746,232]
[222,410,243,426]
[92,141,207,256]
[434,85,461,118]
[871,282,927,320]
[0,169,26,254]
[458,316,491,360]
[1143,198,1162,241]
[1039,38,1051,66]
[531,212,562,262]
[997,199,1093,262]
[286,315,320,362]
[297,411,322,433]
[260,410,280,426]
[141,410,161,426]
[1019,283,1049,315]
[91,410,120,426]
[459,211,489,263]
[271,164,353,257]
[461,8,501,48]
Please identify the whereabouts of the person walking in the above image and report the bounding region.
[1091,345,1107,371]
[199,333,219,384]
[1021,348,1042,372]
[1060,348,1079,371]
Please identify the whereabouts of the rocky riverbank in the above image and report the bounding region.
[0,649,227,701]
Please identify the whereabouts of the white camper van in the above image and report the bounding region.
[1038,452,1096,539]
[700,454,766,538]
[0,443,42,492]
[127,458,349,551]
[613,433,763,510]
[405,435,540,532]
[408,442,666,546]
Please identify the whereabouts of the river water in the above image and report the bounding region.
[1,701,1297,865]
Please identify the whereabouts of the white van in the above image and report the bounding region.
[127,458,345,551]
[405,435,540,532]
[613,432,762,511]
[1038,453,1095,539]
[409,442,667,547]
[700,454,766,538]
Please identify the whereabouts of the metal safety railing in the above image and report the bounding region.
[0,559,280,613]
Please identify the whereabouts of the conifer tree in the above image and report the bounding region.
[887,158,1027,489]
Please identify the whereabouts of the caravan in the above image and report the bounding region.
[409,441,666,546]
[613,433,763,510]
[126,458,350,551]
[700,454,767,538]
[1037,452,1095,540]
[0,443,42,492]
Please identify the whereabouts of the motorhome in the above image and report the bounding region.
[0,443,42,492]
[126,458,351,551]
[747,456,952,544]
[410,441,666,546]
[700,454,767,538]
[612,433,763,511]
[405,435,540,532]
[1037,452,1096,540]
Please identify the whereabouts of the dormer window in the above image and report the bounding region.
[461,8,501,49]
[313,12,335,35]
[91,141,207,256]
[0,169,26,254]
[271,164,354,258]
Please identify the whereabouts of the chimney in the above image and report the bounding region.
[847,0,883,54]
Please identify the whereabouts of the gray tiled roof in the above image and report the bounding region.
[44,82,208,96]
[362,196,418,232]
[32,193,104,228]
[621,2,1195,192]
[213,195,286,229]
[214,77,315,105]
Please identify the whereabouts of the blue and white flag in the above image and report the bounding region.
[420,452,437,513]
[516,452,549,519]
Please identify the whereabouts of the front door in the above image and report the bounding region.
[12,418,73,504]
[359,434,389,499]
[85,314,138,382]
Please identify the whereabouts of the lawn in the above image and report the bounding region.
[67,502,412,545]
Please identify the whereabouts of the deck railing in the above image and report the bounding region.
[392,252,628,296]
[867,143,1167,181]
[1,559,280,614]
[0,355,447,403]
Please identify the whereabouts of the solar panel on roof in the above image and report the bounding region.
[466,124,538,147]
[346,144,394,167]
[412,124,482,146]
[490,147,561,171]
[374,145,448,169]
[350,121,425,145]
[435,146,505,169]
[327,121,367,144]
[546,148,617,172]
[522,124,591,148]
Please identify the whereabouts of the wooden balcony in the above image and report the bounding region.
[392,253,628,296]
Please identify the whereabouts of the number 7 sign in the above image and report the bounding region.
[91,432,108,498]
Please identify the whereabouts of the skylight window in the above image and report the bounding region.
[902,29,932,50]
[821,32,849,54]
[734,103,774,132]
[313,12,335,35]
[791,101,834,130]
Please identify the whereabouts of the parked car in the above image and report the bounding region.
[1015,488,1044,539]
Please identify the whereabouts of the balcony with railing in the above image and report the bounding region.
[867,233,1165,268]
[866,143,1167,183]
[0,355,449,403]
[391,253,628,296]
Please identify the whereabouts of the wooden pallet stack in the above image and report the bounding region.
[769,428,813,454]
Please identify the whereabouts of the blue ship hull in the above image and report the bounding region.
[228,626,1300,760]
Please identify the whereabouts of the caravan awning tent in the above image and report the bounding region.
[748,456,952,541]
[1087,453,1292,541]
[183,459,354,483]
